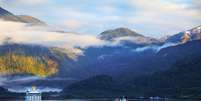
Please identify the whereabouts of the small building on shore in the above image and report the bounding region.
[25,86,41,101]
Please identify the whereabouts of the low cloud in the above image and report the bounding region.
[0,75,41,86]
[113,36,156,44]
[8,87,62,93]
[0,20,181,55]
[0,20,107,52]
[132,42,178,52]
[0,75,62,92]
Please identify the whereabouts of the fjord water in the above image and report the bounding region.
[41,99,198,101]
[39,99,198,101]
[1,98,199,101]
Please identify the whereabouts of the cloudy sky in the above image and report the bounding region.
[0,0,201,37]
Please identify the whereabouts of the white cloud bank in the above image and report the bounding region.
[132,42,178,53]
[0,20,107,51]
[0,19,185,55]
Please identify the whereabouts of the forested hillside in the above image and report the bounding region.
[63,40,201,99]
[0,53,58,77]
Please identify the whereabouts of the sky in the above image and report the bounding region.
[0,0,201,38]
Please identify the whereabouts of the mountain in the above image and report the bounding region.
[0,44,59,77]
[0,87,13,98]
[0,7,20,22]
[63,39,201,99]
[17,15,45,25]
[62,75,126,98]
[99,27,143,40]
[0,7,45,25]
[133,58,201,99]
[77,28,183,81]
[0,43,84,90]
[99,27,159,44]
[190,25,201,40]
[128,46,201,99]
[166,25,201,43]
[118,38,201,81]
[0,52,58,77]
[0,87,9,94]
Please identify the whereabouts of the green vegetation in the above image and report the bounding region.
[129,56,201,99]
[0,53,58,77]
[64,56,201,99]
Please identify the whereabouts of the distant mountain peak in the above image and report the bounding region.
[99,27,159,44]
[0,7,21,21]
[166,25,201,43]
[110,27,140,35]
[17,15,45,25]
[0,6,45,25]
[99,27,143,40]
[181,31,191,43]
[0,7,13,15]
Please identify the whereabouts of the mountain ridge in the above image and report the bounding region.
[0,7,45,25]
[63,40,201,99]
[166,25,201,43]
[99,27,159,45]
[99,27,143,40]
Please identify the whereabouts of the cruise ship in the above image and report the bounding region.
[115,96,127,101]
[25,86,42,101]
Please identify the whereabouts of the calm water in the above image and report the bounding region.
[42,99,198,101]
[1,99,198,101]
